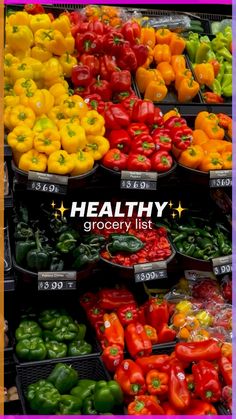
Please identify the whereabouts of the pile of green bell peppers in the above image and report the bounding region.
[27,363,124,415]
[15,309,92,361]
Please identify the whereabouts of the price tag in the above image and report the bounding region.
[27,172,68,195]
[184,270,216,280]
[38,271,76,291]
[120,171,157,190]
[134,261,167,283]
[212,255,232,276]
[209,170,232,188]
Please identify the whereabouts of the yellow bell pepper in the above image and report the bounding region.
[41,58,63,85]
[85,136,110,160]
[136,67,163,94]
[194,63,215,88]
[47,106,67,127]
[29,14,52,33]
[4,106,13,130]
[31,45,52,62]
[153,44,171,64]
[35,29,71,56]
[14,78,37,96]
[21,57,43,81]
[81,110,105,136]
[195,310,213,327]
[71,150,94,176]
[59,53,77,78]
[9,105,36,129]
[4,94,20,108]
[8,11,31,26]
[10,62,34,84]
[4,77,14,96]
[144,80,168,102]
[6,25,33,51]
[60,123,86,153]
[49,83,69,105]
[142,46,154,69]
[34,29,55,48]
[33,116,56,132]
[19,149,47,172]
[12,49,31,60]
[48,150,75,175]
[61,95,88,119]
[27,89,54,116]
[63,34,75,54]
[176,300,193,314]
[34,128,61,155]
[57,116,81,130]
[52,15,71,36]
[140,27,156,48]
[4,53,19,77]
[7,126,34,153]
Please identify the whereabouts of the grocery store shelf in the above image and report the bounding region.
[4,144,12,158]
[4,274,15,292]
[4,192,13,209]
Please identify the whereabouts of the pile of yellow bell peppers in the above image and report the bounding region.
[4,10,110,176]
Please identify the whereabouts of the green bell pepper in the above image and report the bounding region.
[48,363,78,394]
[15,241,36,265]
[67,340,92,356]
[15,320,42,341]
[75,323,86,340]
[26,230,51,271]
[72,244,100,269]
[38,309,65,330]
[93,381,123,413]
[57,395,82,414]
[108,234,144,254]
[49,256,64,271]
[71,379,96,400]
[45,340,67,359]
[27,380,60,414]
[14,223,34,240]
[42,330,55,342]
[52,316,79,342]
[16,337,47,361]
[83,397,98,415]
[56,232,77,254]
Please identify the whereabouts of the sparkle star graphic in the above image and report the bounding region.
[173,201,187,218]
[171,212,177,219]
[53,211,60,219]
[51,200,56,209]
[56,201,69,217]
[169,200,173,209]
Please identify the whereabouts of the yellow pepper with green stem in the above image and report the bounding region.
[81,110,105,136]
[71,151,94,176]
[60,122,86,153]
[34,129,61,155]
[47,150,74,175]
[85,136,110,160]
[6,25,33,51]
[19,149,47,172]
[7,126,34,153]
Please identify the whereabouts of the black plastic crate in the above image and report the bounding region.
[17,356,110,414]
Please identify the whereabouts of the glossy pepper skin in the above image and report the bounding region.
[71,65,92,87]
[128,123,149,140]
[93,380,123,413]
[153,128,172,152]
[45,341,67,359]
[82,398,98,415]
[26,230,50,271]
[102,344,124,373]
[105,104,130,129]
[131,134,155,157]
[164,115,187,130]
[15,320,42,341]
[98,289,136,310]
[117,303,138,327]
[128,395,164,415]
[169,363,190,411]
[58,395,82,414]
[79,53,100,77]
[146,298,169,333]
[90,78,112,102]
[192,360,221,403]
[136,354,170,375]
[127,154,151,172]
[175,339,221,362]
[71,379,96,400]
[27,380,60,414]
[67,340,92,356]
[132,100,155,125]
[103,312,124,348]
[110,70,131,92]
[108,130,131,153]
[125,322,152,358]
[185,399,218,415]
[157,323,176,343]
[121,21,141,45]
[170,126,193,150]
[48,363,78,394]
[51,315,81,342]
[114,359,146,396]
[108,233,144,254]
[117,44,138,72]
[151,150,173,172]
[16,337,47,361]
[219,356,232,386]
[15,241,36,265]
[146,369,169,396]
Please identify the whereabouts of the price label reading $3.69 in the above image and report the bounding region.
[120,171,157,190]
[27,172,68,195]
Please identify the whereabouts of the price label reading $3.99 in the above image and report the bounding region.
[134,261,167,283]
[38,272,76,291]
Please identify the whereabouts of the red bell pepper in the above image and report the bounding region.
[113,89,135,103]
[144,325,158,344]
[132,100,155,125]
[79,54,100,77]
[110,70,131,93]
[100,55,118,81]
[131,134,155,157]
[87,306,105,325]
[125,322,152,358]
[74,86,91,98]
[169,351,190,371]
[105,104,130,129]
[94,320,105,341]
[117,44,138,72]
[128,395,164,415]
[102,148,128,171]
[117,303,138,327]
[76,32,102,54]
[126,154,152,172]
[175,339,221,363]
[127,123,149,140]
[98,288,136,310]
[150,107,165,132]
[203,92,224,103]
[217,113,232,129]
[103,31,126,55]
[136,354,170,375]
[185,399,218,415]
[186,374,197,398]
[222,385,232,412]
[87,20,105,35]
[219,356,232,386]
[146,370,169,396]
[170,126,193,150]
[79,292,97,311]
[169,363,190,410]
[103,312,124,349]
[132,44,149,67]
[83,94,102,111]
[71,65,93,87]
[121,21,141,45]
[114,359,146,396]
[24,4,45,14]
[192,360,221,403]
[121,96,137,117]
[157,323,176,343]
[102,344,124,373]
[137,305,147,325]
[209,59,221,77]
[153,129,172,152]
[164,115,187,129]
[69,11,81,25]
[90,77,112,102]
[146,298,169,332]
[162,402,179,415]
[151,151,173,172]
[108,130,131,153]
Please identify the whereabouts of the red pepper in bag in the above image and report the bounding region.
[100,55,118,81]
[102,344,124,373]
[132,100,155,125]
[79,54,100,76]
[79,292,97,311]
[132,44,149,67]
[175,339,221,363]
[128,395,164,415]
[125,322,152,358]
[164,115,187,130]
[110,70,131,92]
[90,78,112,102]
[185,399,218,415]
[126,154,151,172]
[102,149,128,171]
[131,134,155,157]
[219,356,232,386]
[117,44,138,72]
[169,363,190,410]
[87,306,105,325]
[146,370,169,396]
[76,32,102,54]
[136,354,170,375]
[146,298,169,332]
[117,303,138,327]
[170,126,193,150]
[192,360,221,403]
[157,323,176,343]
[71,65,92,87]
[128,123,149,140]
[153,129,172,152]
[114,359,146,396]
[105,104,130,129]
[98,289,136,310]
[121,21,141,45]
[108,130,131,153]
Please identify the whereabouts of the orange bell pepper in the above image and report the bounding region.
[142,46,154,68]
[163,108,180,122]
[178,145,204,169]
[194,112,218,130]
[202,140,227,154]
[144,80,168,102]
[169,33,186,55]
[174,69,192,90]
[144,325,158,344]
[198,152,223,172]
[221,342,232,360]
[217,113,232,129]
[201,123,225,140]
[177,77,200,103]
[136,67,162,94]
[192,129,209,146]
[222,141,232,152]
[103,312,124,348]
[155,28,172,45]
[140,27,156,48]
[222,151,232,169]
[194,63,215,88]
[171,55,186,73]
[157,62,175,85]
[228,120,232,138]
[153,44,171,63]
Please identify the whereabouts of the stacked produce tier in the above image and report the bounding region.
[4,3,232,416]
